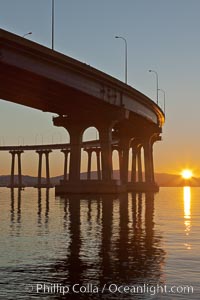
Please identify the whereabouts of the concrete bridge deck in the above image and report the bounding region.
[0,140,108,151]
[0,28,164,125]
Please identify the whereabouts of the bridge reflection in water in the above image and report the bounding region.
[6,189,166,299]
[55,193,165,299]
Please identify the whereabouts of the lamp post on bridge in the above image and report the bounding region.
[41,134,44,145]
[158,88,166,114]
[35,134,43,145]
[51,132,62,144]
[18,136,24,146]
[35,134,39,145]
[0,136,5,146]
[52,0,55,50]
[23,32,32,38]
[149,69,159,105]
[115,36,128,84]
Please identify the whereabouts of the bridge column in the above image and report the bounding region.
[99,125,113,181]
[36,151,43,187]
[145,134,160,184]
[53,115,127,193]
[61,149,70,181]
[68,126,82,182]
[9,150,24,188]
[96,148,101,180]
[137,146,143,183]
[17,151,23,187]
[150,141,155,183]
[149,134,161,184]
[118,148,123,182]
[131,146,137,183]
[84,148,93,180]
[36,150,52,187]
[45,150,51,186]
[143,138,153,183]
[10,151,16,187]
[119,138,130,184]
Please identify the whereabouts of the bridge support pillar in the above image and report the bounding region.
[37,151,43,187]
[137,146,143,183]
[8,150,24,188]
[17,151,23,187]
[144,134,159,185]
[36,150,52,188]
[68,126,82,182]
[85,148,93,180]
[143,137,154,184]
[131,146,137,183]
[45,150,51,186]
[150,141,155,183]
[127,134,159,192]
[126,134,158,192]
[99,125,113,181]
[53,116,125,194]
[10,151,15,187]
[119,138,130,184]
[61,149,70,181]
[84,147,102,180]
[96,148,101,180]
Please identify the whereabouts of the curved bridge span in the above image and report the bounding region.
[0,29,165,194]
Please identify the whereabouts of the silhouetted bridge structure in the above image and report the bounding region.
[0,29,165,194]
[0,140,114,188]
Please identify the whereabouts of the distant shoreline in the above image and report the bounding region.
[0,172,199,188]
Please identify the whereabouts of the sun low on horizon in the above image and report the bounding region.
[181,169,193,179]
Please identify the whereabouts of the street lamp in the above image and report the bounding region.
[35,134,39,145]
[115,36,128,84]
[23,32,32,38]
[149,69,159,105]
[158,88,166,114]
[51,132,62,144]
[52,0,55,50]
[41,134,44,145]
[0,136,5,146]
[18,136,24,146]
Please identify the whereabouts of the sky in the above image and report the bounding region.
[1,0,200,177]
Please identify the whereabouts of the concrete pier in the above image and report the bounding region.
[8,150,24,188]
[35,150,53,188]
[54,115,162,195]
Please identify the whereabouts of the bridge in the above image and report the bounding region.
[0,29,165,194]
[0,140,109,188]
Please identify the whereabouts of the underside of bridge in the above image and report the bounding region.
[0,62,116,117]
[0,29,165,194]
[53,113,161,194]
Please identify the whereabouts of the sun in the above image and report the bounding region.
[181,169,193,179]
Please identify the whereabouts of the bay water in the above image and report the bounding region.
[0,187,199,299]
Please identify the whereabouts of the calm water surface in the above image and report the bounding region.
[0,187,199,299]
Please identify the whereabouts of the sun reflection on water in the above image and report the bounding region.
[183,186,191,249]
[184,187,191,220]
